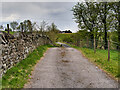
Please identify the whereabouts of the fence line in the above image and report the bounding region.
[70,37,119,62]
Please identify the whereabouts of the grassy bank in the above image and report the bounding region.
[2,45,53,88]
[69,44,119,79]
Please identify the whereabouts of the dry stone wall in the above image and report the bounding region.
[0,32,52,77]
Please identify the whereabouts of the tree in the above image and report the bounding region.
[97,2,111,49]
[27,20,32,32]
[10,21,18,31]
[72,2,99,48]
[110,2,120,50]
[76,30,90,47]
[72,2,115,49]
[32,22,37,31]
[20,22,23,33]
[21,20,35,32]
[23,20,28,32]
[40,20,48,35]
[0,25,3,29]
[118,1,120,51]
[46,23,59,43]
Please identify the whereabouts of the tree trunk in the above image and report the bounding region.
[77,40,79,47]
[104,2,108,50]
[90,33,94,48]
[87,37,89,48]
[7,24,9,34]
[118,2,120,84]
[94,36,96,53]
[108,40,110,61]
[95,32,99,48]
[118,1,120,49]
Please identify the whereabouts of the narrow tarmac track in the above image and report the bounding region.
[24,46,118,88]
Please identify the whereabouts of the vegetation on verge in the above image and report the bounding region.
[1,31,15,35]
[58,33,119,79]
[68,44,119,79]
[2,45,54,88]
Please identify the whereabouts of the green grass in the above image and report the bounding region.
[57,33,73,42]
[2,45,54,88]
[2,31,15,35]
[0,78,2,90]
[69,44,119,79]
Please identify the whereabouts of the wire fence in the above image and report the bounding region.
[66,37,119,61]
[3,24,120,61]
[73,38,119,50]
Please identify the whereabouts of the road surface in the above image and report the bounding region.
[24,45,118,88]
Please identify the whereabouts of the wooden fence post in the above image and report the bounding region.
[7,24,9,34]
[87,37,89,48]
[21,23,23,33]
[108,40,110,61]
[94,37,96,53]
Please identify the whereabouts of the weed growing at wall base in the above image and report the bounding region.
[2,45,54,88]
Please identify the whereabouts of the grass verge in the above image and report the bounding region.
[2,31,15,35]
[68,44,119,80]
[2,45,54,88]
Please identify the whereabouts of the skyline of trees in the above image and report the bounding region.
[72,2,119,50]
[0,2,119,50]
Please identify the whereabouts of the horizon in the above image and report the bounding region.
[0,2,79,33]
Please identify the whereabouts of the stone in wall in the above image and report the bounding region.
[0,32,52,76]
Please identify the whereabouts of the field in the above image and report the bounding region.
[57,33,74,43]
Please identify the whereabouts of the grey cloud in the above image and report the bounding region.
[1,2,78,32]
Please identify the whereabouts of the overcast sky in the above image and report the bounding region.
[0,2,80,32]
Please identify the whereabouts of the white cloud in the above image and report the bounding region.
[1,0,118,2]
[1,0,80,2]
[1,14,20,22]
[1,2,79,32]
